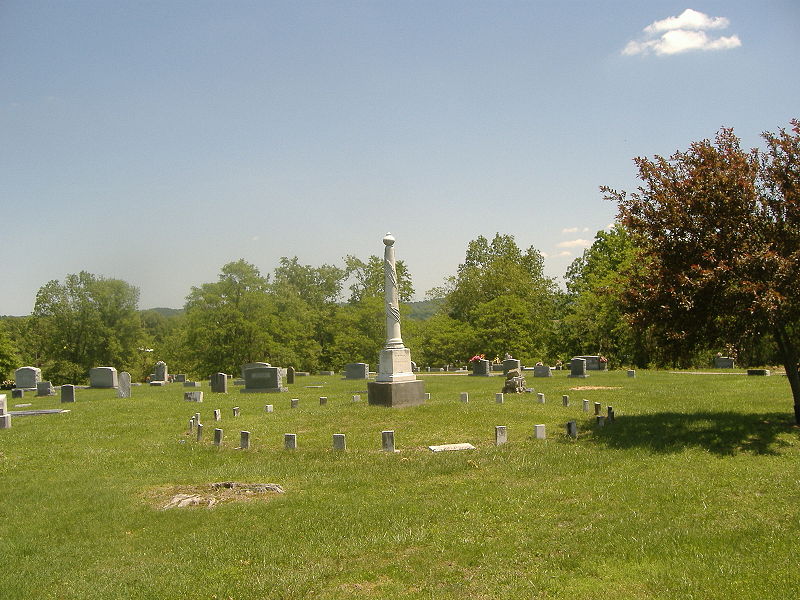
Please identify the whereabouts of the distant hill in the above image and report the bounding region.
[141,307,184,318]
[404,299,442,321]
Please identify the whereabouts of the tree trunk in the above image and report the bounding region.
[774,324,800,425]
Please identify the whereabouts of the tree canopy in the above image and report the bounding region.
[605,121,800,422]
[30,271,143,383]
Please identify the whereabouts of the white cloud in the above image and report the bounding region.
[561,226,590,234]
[557,239,592,249]
[644,8,729,34]
[555,250,573,257]
[623,8,741,56]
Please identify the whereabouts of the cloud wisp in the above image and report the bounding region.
[623,8,741,56]
[557,239,592,249]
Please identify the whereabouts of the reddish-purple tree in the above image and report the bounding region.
[604,121,800,423]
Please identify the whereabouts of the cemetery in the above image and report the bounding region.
[1,228,799,599]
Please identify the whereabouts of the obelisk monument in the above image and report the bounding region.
[367,233,426,407]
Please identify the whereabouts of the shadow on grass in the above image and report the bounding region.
[592,411,799,456]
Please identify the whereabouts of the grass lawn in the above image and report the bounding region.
[1,369,798,599]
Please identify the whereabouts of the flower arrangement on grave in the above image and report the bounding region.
[1,380,14,390]
[469,354,486,363]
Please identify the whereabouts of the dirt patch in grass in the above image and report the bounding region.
[569,386,622,391]
[144,481,285,510]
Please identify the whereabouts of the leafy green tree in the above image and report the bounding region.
[344,255,413,303]
[183,260,277,376]
[560,225,648,366]
[430,233,558,363]
[409,313,474,367]
[605,121,800,423]
[30,272,143,383]
[0,321,20,379]
[271,257,346,371]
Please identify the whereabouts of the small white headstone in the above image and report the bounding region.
[534,424,546,439]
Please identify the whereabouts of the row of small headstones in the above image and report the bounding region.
[183,400,616,449]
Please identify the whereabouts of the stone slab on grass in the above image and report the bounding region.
[428,443,476,452]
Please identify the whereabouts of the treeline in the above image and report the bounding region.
[0,228,778,385]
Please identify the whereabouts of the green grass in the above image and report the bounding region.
[1,370,798,599]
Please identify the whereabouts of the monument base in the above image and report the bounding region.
[367,380,426,408]
[240,387,288,393]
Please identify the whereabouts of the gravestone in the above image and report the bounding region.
[381,430,395,452]
[537,393,545,403]
[319,396,328,406]
[184,391,203,402]
[714,356,735,369]
[627,369,636,378]
[495,426,507,446]
[747,369,770,376]
[240,431,250,449]
[0,414,10,429]
[60,384,76,403]
[183,381,201,388]
[534,424,546,439]
[11,389,24,399]
[495,393,504,404]
[286,366,295,385]
[210,373,228,393]
[174,374,187,383]
[533,364,552,377]
[470,359,491,377]
[502,370,526,394]
[562,395,570,407]
[0,394,6,415]
[318,371,335,376]
[153,361,168,382]
[344,363,369,380]
[284,433,297,450]
[366,234,425,408]
[502,358,521,374]
[241,366,287,393]
[89,366,118,388]
[15,366,41,389]
[333,433,346,451]
[429,443,475,452]
[290,398,299,408]
[240,363,270,379]
[117,372,132,398]
[566,421,578,438]
[460,392,469,403]
[36,381,55,397]
[568,358,588,378]
[264,404,274,413]
[213,428,223,446]
[577,356,607,371]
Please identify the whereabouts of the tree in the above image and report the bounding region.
[561,225,649,366]
[605,121,800,423]
[0,321,20,379]
[432,233,558,363]
[344,255,414,303]
[183,260,277,376]
[30,272,143,383]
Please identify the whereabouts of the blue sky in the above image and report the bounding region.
[2,1,798,315]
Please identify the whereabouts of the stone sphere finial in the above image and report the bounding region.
[383,233,395,246]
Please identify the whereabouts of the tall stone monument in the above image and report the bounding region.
[367,233,425,407]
